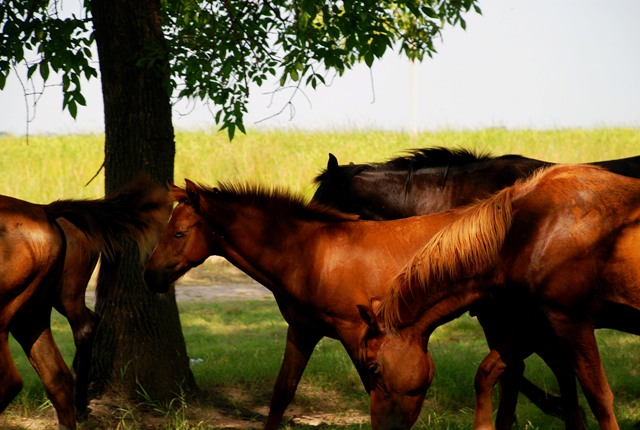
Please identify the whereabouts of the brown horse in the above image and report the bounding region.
[143,179,509,429]
[1,178,169,429]
[359,164,640,430]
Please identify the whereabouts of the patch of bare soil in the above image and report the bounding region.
[1,258,369,429]
[1,398,368,430]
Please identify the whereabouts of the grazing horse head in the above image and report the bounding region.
[358,303,435,430]
[356,185,516,428]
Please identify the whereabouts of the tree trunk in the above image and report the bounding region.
[89,0,196,402]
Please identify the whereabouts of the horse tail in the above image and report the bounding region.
[43,176,171,262]
[380,186,514,331]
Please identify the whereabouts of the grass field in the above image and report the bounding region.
[2,128,640,202]
[1,128,640,429]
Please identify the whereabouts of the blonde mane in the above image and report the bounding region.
[377,185,515,331]
[374,165,581,332]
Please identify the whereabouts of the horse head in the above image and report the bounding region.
[312,154,372,216]
[358,303,434,430]
[143,179,217,293]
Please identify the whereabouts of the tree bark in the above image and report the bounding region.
[89,0,196,402]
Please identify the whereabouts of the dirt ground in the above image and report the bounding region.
[0,258,370,430]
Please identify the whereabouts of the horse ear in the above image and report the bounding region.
[184,179,201,212]
[327,153,339,171]
[357,303,380,336]
[168,182,187,202]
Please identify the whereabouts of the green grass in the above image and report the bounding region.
[2,128,640,428]
[2,128,639,203]
[6,300,640,429]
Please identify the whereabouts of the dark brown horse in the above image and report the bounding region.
[143,180,510,430]
[312,148,640,220]
[359,164,640,430]
[1,178,169,429]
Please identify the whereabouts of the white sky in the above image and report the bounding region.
[1,0,639,135]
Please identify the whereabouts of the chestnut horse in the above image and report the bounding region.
[359,164,640,430]
[143,180,518,429]
[1,178,169,429]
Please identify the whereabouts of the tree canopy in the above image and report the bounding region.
[0,0,481,412]
[1,0,480,138]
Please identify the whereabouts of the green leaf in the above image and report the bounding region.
[27,64,37,79]
[289,67,299,82]
[372,38,387,58]
[39,61,49,80]
[423,6,439,19]
[68,100,78,118]
[364,51,374,67]
[75,92,87,106]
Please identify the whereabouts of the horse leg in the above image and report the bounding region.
[264,325,322,430]
[67,307,99,420]
[518,376,564,419]
[0,333,23,413]
[11,318,76,430]
[534,341,586,430]
[548,314,618,430]
[495,359,524,430]
[474,349,507,430]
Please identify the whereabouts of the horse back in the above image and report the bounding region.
[504,165,640,309]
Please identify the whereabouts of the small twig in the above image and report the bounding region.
[255,83,311,124]
[85,161,105,186]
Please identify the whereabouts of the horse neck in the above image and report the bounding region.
[352,170,449,218]
[352,161,536,218]
[206,204,311,294]
[412,280,495,339]
[381,276,497,348]
[412,158,548,210]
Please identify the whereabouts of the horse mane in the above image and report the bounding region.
[313,161,367,185]
[375,165,584,332]
[377,182,516,333]
[384,147,495,170]
[44,176,171,262]
[313,147,499,186]
[176,181,360,222]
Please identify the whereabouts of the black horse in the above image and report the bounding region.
[313,147,640,220]
[312,147,640,428]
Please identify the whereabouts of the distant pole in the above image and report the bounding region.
[408,59,417,137]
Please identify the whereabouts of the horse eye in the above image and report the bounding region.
[368,363,380,374]
[174,230,187,238]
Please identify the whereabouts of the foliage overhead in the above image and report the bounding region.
[1,0,480,138]
[0,0,95,119]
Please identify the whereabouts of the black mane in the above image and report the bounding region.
[314,147,497,185]
[383,147,494,170]
[197,182,359,222]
